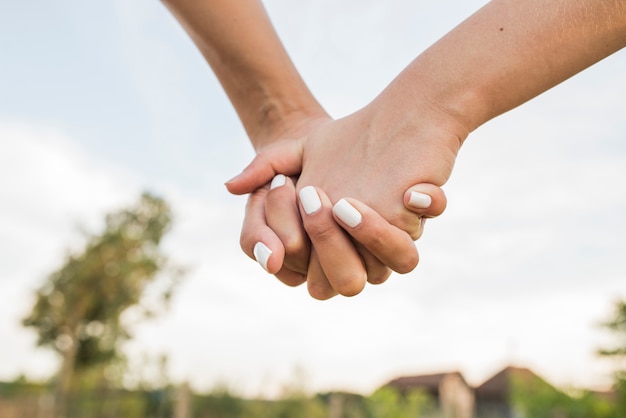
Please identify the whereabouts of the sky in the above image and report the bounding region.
[1,0,625,398]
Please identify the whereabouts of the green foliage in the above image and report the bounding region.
[510,374,616,418]
[23,193,182,417]
[22,192,182,387]
[598,300,626,415]
[192,387,328,418]
[270,395,328,418]
[193,386,247,418]
[123,353,172,391]
[0,378,172,418]
[598,301,626,358]
[366,386,435,418]
[317,392,371,418]
[613,374,626,417]
[0,375,49,396]
[0,380,435,418]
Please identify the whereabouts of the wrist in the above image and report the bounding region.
[250,99,329,151]
[369,80,469,153]
[376,56,488,142]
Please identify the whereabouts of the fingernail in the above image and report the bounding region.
[299,186,321,215]
[333,199,362,228]
[408,191,432,209]
[270,174,286,190]
[253,242,272,272]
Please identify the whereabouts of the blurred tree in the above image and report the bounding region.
[598,300,626,360]
[317,392,370,418]
[365,386,434,418]
[598,300,626,415]
[271,365,327,418]
[22,192,183,416]
[510,375,615,418]
[193,384,246,418]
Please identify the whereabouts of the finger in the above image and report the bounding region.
[265,174,310,274]
[403,183,447,218]
[240,187,305,286]
[332,198,420,274]
[306,249,338,300]
[383,184,446,241]
[225,138,305,195]
[354,242,393,285]
[298,186,367,297]
[274,265,307,288]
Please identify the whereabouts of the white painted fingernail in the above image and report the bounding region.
[270,174,286,190]
[299,186,321,215]
[333,199,362,228]
[253,242,272,272]
[408,191,432,209]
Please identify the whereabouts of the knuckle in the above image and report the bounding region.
[334,272,367,297]
[360,225,387,248]
[245,188,267,209]
[239,233,255,258]
[394,211,422,238]
[366,266,392,285]
[265,187,288,205]
[304,218,337,243]
[393,251,419,274]
[350,217,389,248]
[368,274,390,285]
[283,238,309,274]
[276,272,306,288]
[282,234,308,257]
[308,283,337,300]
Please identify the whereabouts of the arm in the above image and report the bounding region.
[374,0,626,140]
[161,0,327,148]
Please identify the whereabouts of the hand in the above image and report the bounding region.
[232,115,444,297]
[239,174,445,298]
[227,101,460,299]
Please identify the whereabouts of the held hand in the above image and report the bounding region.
[231,165,446,298]
[228,104,459,299]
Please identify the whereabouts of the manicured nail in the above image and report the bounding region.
[333,199,362,228]
[270,174,286,190]
[299,186,321,215]
[253,242,272,272]
[408,191,432,209]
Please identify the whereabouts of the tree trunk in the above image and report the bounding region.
[54,335,78,418]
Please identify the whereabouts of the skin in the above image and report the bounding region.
[162,0,444,298]
[226,0,626,298]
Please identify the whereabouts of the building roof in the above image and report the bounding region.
[474,366,546,401]
[386,371,467,397]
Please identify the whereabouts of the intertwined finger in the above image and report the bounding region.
[240,186,305,287]
[265,174,310,274]
[332,198,420,274]
[298,186,367,297]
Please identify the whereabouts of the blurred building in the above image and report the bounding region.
[387,371,474,418]
[384,365,565,418]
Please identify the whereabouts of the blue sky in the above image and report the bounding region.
[1,0,625,396]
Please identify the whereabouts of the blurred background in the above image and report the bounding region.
[1,0,625,416]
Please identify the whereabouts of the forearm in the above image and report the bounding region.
[162,0,326,149]
[375,0,626,140]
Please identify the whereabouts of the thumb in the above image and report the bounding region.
[403,183,447,218]
[225,138,305,195]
